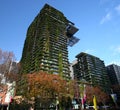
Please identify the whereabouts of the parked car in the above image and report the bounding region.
[86,105,99,110]
[86,105,94,109]
[101,105,111,109]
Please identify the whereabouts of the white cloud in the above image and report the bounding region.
[115,4,120,14]
[84,49,95,54]
[100,12,112,24]
[100,4,120,25]
[110,45,120,55]
[115,46,120,53]
[99,0,110,5]
[107,60,120,66]
[107,45,120,66]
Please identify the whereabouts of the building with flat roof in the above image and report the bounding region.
[72,52,111,93]
[106,64,120,101]
[106,64,120,85]
[20,4,79,79]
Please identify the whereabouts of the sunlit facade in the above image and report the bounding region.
[20,4,79,79]
[106,64,120,101]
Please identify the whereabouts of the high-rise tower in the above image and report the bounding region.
[106,64,120,85]
[106,64,120,101]
[72,52,111,93]
[20,4,79,79]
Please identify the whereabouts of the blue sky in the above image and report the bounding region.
[0,0,120,66]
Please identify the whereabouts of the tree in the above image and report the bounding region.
[85,85,110,106]
[0,49,18,83]
[0,48,20,110]
[16,71,73,109]
[112,84,120,94]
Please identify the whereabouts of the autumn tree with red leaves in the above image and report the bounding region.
[85,85,110,106]
[16,71,75,109]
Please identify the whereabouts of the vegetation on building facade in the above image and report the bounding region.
[20,4,70,80]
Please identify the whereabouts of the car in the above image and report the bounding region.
[101,105,110,109]
[86,105,94,109]
[86,105,99,110]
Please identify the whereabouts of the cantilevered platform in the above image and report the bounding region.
[66,23,79,47]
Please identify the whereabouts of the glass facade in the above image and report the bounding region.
[106,64,120,102]
[107,64,120,85]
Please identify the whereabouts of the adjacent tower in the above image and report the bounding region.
[106,64,120,101]
[106,64,120,85]
[20,4,79,79]
[72,52,111,93]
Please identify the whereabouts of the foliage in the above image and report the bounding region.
[16,71,75,109]
[0,48,18,83]
[112,84,120,92]
[85,85,110,105]
[9,99,31,110]
[26,72,67,98]
[67,80,79,99]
